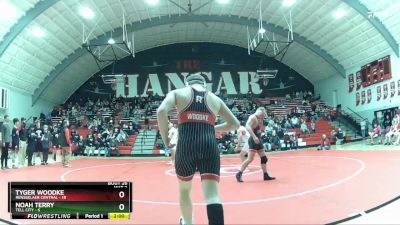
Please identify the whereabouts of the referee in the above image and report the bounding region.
[157,73,239,225]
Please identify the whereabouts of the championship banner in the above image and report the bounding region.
[348,74,354,92]
[398,80,400,96]
[383,83,388,99]
[390,81,395,97]
[356,71,362,90]
[367,89,372,103]
[377,86,382,101]
[356,92,360,106]
[361,91,366,104]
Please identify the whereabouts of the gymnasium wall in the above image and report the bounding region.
[67,43,313,102]
[0,87,53,122]
[315,52,400,121]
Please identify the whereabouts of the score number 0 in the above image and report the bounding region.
[119,191,125,211]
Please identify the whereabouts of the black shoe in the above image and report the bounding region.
[264,173,276,181]
[41,162,45,165]
[236,171,243,182]
[28,163,34,166]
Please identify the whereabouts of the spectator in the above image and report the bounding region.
[71,127,80,144]
[384,114,392,129]
[270,131,281,151]
[331,129,337,142]
[300,120,310,134]
[310,120,316,133]
[284,119,292,129]
[384,122,397,145]
[1,115,12,169]
[310,111,318,121]
[19,118,28,167]
[378,116,385,130]
[336,128,345,145]
[85,134,96,156]
[317,134,331,150]
[265,124,274,136]
[95,133,105,156]
[330,109,337,121]
[34,120,44,165]
[27,125,38,166]
[41,125,52,165]
[108,136,120,157]
[393,119,400,145]
[59,120,72,167]
[368,124,380,145]
[129,122,136,134]
[218,142,226,154]
[231,105,239,115]
[360,119,367,139]
[116,129,127,146]
[52,126,61,162]
[39,112,46,122]
[291,116,299,128]
[283,132,291,150]
[10,118,20,169]
[372,115,378,127]
[290,133,298,150]
[76,136,86,155]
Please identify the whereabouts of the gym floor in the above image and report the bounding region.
[1,142,400,224]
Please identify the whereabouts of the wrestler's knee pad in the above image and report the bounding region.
[260,155,268,164]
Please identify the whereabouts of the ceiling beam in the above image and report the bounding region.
[343,0,399,57]
[0,0,61,58]
[33,14,345,104]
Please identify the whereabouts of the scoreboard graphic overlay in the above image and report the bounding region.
[8,182,132,220]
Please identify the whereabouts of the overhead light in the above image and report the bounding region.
[216,0,230,4]
[258,28,266,34]
[334,9,346,18]
[31,27,45,37]
[108,38,115,45]
[146,0,159,5]
[79,6,94,19]
[0,1,18,20]
[282,0,296,7]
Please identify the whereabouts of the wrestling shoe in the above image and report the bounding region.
[235,171,243,182]
[264,173,276,180]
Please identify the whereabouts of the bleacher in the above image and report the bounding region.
[149,97,342,153]
[286,119,353,146]
[49,96,349,156]
[72,127,137,156]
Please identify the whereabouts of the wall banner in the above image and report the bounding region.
[348,73,354,92]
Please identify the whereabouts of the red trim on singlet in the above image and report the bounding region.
[177,175,194,182]
[249,148,264,152]
[178,111,216,125]
[204,91,217,119]
[200,173,220,182]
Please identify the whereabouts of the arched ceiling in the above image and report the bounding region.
[0,0,398,104]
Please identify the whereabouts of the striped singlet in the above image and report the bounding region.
[175,87,220,182]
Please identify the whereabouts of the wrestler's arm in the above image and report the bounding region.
[157,92,176,147]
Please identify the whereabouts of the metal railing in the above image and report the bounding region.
[345,107,366,121]
[337,108,363,138]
